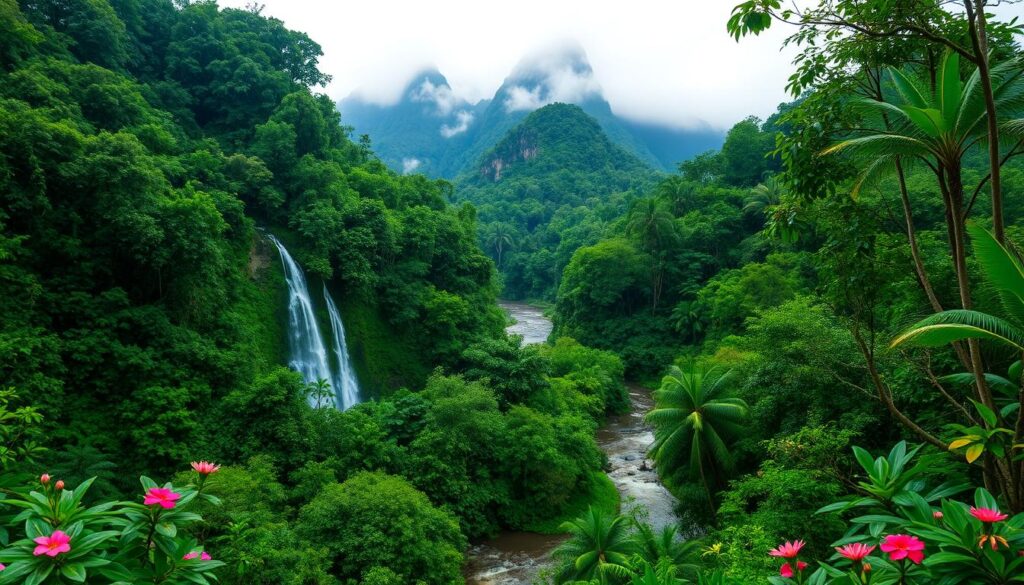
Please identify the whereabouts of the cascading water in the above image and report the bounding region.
[266,234,360,409]
[323,286,360,410]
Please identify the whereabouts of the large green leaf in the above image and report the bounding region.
[939,51,962,128]
[891,309,1024,351]
[967,222,1024,326]
[888,67,930,109]
[904,106,945,138]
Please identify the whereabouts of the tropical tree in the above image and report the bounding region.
[625,199,677,312]
[656,176,697,216]
[743,175,784,216]
[553,506,638,584]
[483,222,515,267]
[892,224,1024,510]
[823,51,1024,426]
[646,364,748,515]
[632,522,700,581]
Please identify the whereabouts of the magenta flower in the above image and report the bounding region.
[769,540,805,559]
[880,534,925,564]
[184,551,212,561]
[970,507,1009,523]
[33,530,71,557]
[143,487,182,509]
[191,461,221,476]
[780,564,793,578]
[0,562,5,570]
[836,543,876,561]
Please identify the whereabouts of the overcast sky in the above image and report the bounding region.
[218,1,1023,131]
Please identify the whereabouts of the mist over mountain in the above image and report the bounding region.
[338,44,724,177]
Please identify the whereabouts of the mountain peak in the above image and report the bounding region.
[475,103,650,182]
[499,41,601,113]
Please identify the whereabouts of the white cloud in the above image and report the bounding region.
[504,85,545,112]
[411,79,460,116]
[440,110,474,137]
[401,157,421,174]
[215,1,1024,129]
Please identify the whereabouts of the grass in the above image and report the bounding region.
[522,471,620,534]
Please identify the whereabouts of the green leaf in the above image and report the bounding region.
[967,222,1024,326]
[891,310,1024,351]
[904,106,945,137]
[61,563,87,583]
[888,67,930,109]
[971,399,999,427]
[939,51,962,127]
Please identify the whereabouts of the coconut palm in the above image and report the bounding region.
[825,51,1024,417]
[646,363,748,515]
[823,51,1024,313]
[655,176,697,216]
[553,507,638,584]
[483,222,515,267]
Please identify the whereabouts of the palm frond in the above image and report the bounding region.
[891,309,1024,351]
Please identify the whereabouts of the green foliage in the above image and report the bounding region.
[455,103,660,300]
[296,471,465,585]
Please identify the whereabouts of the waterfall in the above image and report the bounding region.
[266,234,360,409]
[323,286,361,410]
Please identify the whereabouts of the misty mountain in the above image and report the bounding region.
[338,45,724,178]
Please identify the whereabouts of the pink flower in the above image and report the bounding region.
[836,543,876,561]
[880,534,925,564]
[779,561,807,579]
[769,540,805,559]
[143,487,182,509]
[970,507,1009,523]
[54,480,64,491]
[183,551,212,561]
[191,461,221,476]
[33,530,71,557]
[0,563,5,570]
[40,474,50,485]
[933,510,943,520]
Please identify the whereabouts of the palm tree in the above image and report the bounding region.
[625,199,676,312]
[743,175,784,216]
[484,223,515,267]
[646,363,748,516]
[824,51,1024,414]
[633,522,700,581]
[655,176,697,217]
[553,507,638,584]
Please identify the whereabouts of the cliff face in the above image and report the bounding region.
[480,134,539,181]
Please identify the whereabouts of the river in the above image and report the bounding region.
[464,303,678,585]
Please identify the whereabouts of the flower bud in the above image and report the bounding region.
[40,474,50,485]
[862,563,872,573]
[54,480,64,491]
[933,510,943,519]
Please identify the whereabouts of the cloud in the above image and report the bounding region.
[504,85,545,112]
[401,157,422,174]
[411,79,461,116]
[503,42,602,112]
[440,110,474,138]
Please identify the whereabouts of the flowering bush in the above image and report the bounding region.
[765,442,1024,585]
[0,463,224,584]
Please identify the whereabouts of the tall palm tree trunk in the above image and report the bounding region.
[965,0,1005,243]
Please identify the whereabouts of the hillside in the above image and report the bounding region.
[455,103,660,300]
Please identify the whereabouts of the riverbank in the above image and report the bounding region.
[464,385,678,584]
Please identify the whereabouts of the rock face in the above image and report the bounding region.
[338,44,724,178]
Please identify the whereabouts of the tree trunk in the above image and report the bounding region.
[966,0,1006,242]
[946,164,995,411]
